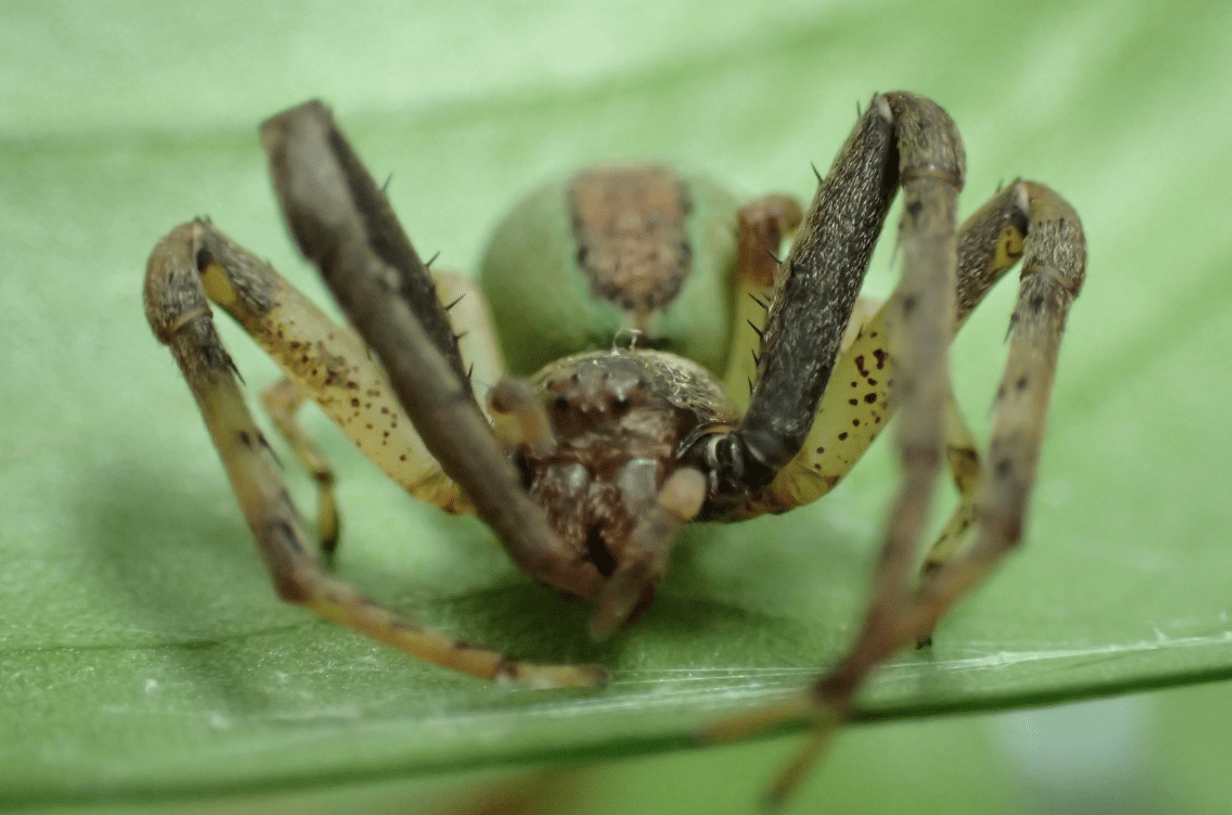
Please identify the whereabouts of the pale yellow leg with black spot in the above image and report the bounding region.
[190,219,470,512]
[707,181,1086,805]
[257,265,510,546]
[145,220,606,688]
[798,178,1087,724]
[736,181,1037,521]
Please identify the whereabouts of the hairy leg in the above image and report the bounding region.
[743,181,1042,517]
[260,101,606,602]
[145,222,607,687]
[709,180,1086,805]
[724,193,803,414]
[189,220,467,512]
[254,268,509,552]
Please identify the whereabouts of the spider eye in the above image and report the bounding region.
[554,395,570,412]
[612,394,630,412]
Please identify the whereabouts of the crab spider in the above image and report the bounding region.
[144,94,1085,793]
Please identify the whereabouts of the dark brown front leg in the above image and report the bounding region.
[260,101,606,603]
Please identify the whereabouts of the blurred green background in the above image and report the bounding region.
[3,1,1231,813]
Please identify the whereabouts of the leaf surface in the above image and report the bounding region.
[2,0,1230,807]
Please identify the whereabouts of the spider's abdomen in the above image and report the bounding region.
[479,166,741,377]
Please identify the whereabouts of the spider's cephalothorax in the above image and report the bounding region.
[145,95,1086,796]
[519,349,735,614]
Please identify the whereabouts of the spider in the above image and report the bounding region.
[144,94,1085,795]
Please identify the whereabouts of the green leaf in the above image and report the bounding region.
[3,0,1230,809]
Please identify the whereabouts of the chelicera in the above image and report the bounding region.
[144,95,1085,790]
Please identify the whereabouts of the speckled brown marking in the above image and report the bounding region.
[568,167,693,322]
[754,173,1083,805]
[146,214,606,689]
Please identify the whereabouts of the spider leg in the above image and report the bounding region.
[486,378,558,458]
[683,93,956,517]
[782,183,1086,794]
[740,180,1035,517]
[261,376,341,553]
[698,93,963,787]
[691,90,1085,802]
[237,255,507,558]
[920,180,1049,578]
[708,181,1086,805]
[745,182,1065,584]
[754,98,967,807]
[920,390,982,578]
[869,93,966,631]
[724,193,804,414]
[144,225,606,687]
[179,220,471,516]
[911,181,1086,615]
[260,100,606,603]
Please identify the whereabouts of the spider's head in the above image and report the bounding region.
[516,350,733,623]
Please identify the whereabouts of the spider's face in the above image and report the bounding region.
[517,349,735,607]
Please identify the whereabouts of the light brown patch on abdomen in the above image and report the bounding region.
[568,166,693,325]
